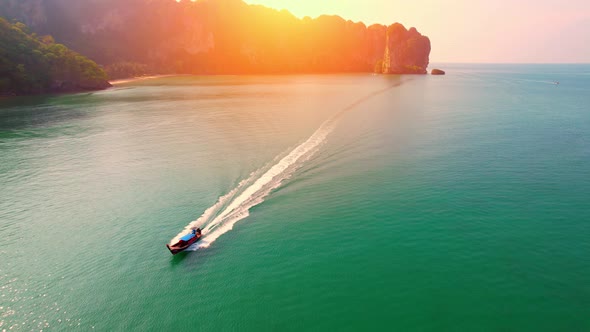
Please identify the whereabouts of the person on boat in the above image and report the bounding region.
[191,228,202,236]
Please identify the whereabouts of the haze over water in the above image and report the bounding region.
[1,64,589,330]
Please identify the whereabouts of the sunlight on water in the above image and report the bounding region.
[1,67,589,330]
[171,79,405,249]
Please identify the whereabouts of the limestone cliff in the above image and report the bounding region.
[382,24,431,74]
[0,0,431,76]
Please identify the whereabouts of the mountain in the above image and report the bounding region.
[0,0,431,76]
[0,17,110,95]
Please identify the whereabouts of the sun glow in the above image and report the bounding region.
[244,0,590,63]
[168,0,590,63]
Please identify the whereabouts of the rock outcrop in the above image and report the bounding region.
[431,69,445,75]
[382,24,431,74]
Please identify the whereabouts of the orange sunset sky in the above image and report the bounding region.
[244,0,590,63]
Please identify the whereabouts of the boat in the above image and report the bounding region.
[166,228,202,255]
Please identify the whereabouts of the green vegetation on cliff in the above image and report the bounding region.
[104,62,149,80]
[0,17,110,95]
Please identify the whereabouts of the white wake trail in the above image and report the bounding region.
[194,121,334,249]
[170,81,402,250]
[168,175,253,244]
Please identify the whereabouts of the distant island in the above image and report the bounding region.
[0,0,431,94]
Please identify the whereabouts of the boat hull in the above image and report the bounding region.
[166,235,202,255]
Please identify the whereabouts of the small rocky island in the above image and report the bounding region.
[431,69,446,75]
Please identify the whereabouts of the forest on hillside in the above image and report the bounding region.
[0,17,110,95]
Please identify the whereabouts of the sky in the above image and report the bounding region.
[244,0,590,63]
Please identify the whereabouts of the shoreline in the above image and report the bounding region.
[109,74,179,85]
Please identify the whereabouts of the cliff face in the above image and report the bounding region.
[0,0,431,75]
[367,24,387,70]
[382,24,431,74]
[0,0,47,28]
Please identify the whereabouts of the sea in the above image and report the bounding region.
[1,64,589,331]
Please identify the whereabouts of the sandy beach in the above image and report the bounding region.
[109,75,179,85]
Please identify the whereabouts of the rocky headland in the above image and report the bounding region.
[1,0,431,78]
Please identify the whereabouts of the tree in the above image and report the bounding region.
[0,18,110,95]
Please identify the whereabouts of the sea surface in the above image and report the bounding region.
[1,64,589,331]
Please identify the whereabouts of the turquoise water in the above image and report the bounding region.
[1,65,590,331]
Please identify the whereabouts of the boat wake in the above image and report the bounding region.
[170,80,404,250]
